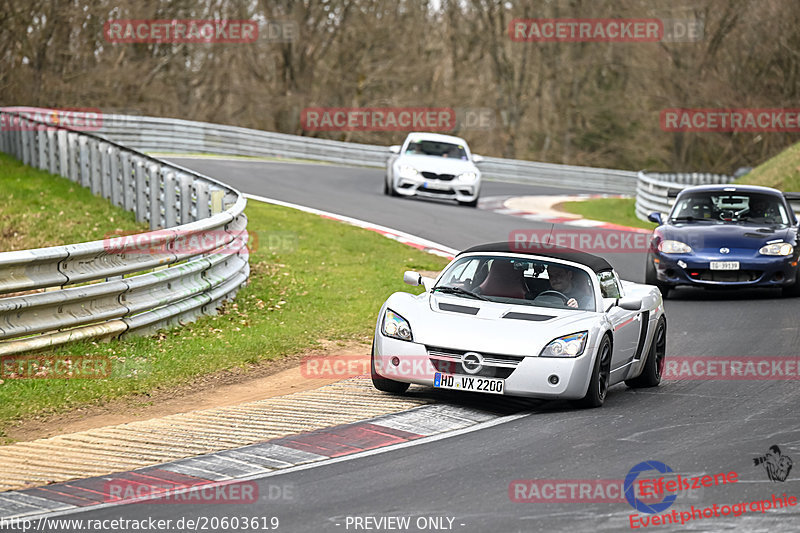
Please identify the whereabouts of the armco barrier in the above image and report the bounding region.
[0,109,249,355]
[84,112,640,195]
[635,171,736,221]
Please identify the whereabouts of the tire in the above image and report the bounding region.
[573,335,612,408]
[781,268,800,297]
[625,316,666,388]
[370,341,409,394]
[385,176,399,197]
[645,253,672,299]
[458,198,478,207]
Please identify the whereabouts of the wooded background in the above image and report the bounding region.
[2,0,799,172]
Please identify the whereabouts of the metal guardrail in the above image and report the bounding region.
[84,113,639,195]
[635,171,736,221]
[0,109,249,355]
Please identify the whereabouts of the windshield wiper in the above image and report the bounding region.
[432,286,490,301]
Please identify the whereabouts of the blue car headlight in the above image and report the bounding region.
[658,240,692,254]
[759,242,793,256]
[382,309,413,341]
[540,331,588,358]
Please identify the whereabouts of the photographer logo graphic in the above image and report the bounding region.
[624,460,677,514]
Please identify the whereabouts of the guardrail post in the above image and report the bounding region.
[109,146,123,207]
[100,142,112,200]
[178,173,192,224]
[37,125,47,170]
[78,136,90,188]
[47,128,58,174]
[120,151,134,210]
[22,124,32,165]
[195,181,211,220]
[67,132,79,183]
[133,156,149,223]
[148,163,162,229]
[163,169,178,228]
[57,130,68,178]
[90,139,102,195]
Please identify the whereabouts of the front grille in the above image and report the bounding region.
[690,270,761,282]
[426,346,523,379]
[421,171,456,181]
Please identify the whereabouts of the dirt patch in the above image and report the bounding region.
[4,340,371,443]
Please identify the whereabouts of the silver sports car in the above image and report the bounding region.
[372,242,666,407]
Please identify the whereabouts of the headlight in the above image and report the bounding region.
[457,171,477,182]
[539,331,588,358]
[397,164,419,177]
[382,309,413,341]
[759,242,794,256]
[658,240,692,254]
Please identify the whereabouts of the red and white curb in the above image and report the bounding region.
[245,194,458,259]
[0,404,513,520]
[481,195,653,235]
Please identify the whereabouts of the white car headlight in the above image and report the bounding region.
[759,242,793,256]
[540,331,588,358]
[382,309,413,341]
[658,240,692,254]
[397,164,419,177]
[457,172,478,183]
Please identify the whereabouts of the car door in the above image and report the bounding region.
[598,271,642,372]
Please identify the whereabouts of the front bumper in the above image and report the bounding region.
[373,333,596,400]
[653,251,799,288]
[394,174,479,202]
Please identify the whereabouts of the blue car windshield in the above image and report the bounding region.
[670,192,791,226]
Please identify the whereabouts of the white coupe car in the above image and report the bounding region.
[372,242,666,407]
[385,132,483,207]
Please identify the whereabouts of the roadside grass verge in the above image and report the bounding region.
[0,157,448,439]
[736,142,800,191]
[0,153,146,250]
[558,198,657,230]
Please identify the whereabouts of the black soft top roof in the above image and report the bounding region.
[458,241,613,273]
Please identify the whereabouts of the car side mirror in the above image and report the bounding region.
[618,297,642,311]
[647,212,663,225]
[403,271,422,286]
[472,154,484,164]
[389,145,401,154]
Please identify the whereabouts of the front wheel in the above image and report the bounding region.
[573,335,611,408]
[781,268,800,297]
[384,176,399,197]
[645,253,672,299]
[371,341,409,394]
[626,316,666,388]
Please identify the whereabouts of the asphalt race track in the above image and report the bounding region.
[52,158,800,532]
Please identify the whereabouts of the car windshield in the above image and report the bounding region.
[404,140,468,160]
[669,192,790,226]
[433,255,596,311]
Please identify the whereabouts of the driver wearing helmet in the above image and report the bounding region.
[546,264,591,309]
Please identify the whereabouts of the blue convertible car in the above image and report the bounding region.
[646,184,800,297]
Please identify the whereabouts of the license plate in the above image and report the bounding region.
[433,373,504,395]
[710,261,739,270]
[422,181,447,190]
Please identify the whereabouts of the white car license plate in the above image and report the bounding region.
[710,261,740,270]
[433,373,504,395]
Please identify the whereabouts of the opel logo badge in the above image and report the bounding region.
[720,247,730,254]
[461,352,484,375]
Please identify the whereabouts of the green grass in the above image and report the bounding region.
[0,155,448,438]
[558,198,657,230]
[0,153,147,250]
[736,142,800,191]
